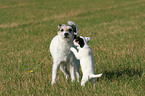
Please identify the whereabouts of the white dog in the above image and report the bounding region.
[50,21,81,85]
[70,36,102,86]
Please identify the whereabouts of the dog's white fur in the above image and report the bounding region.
[70,36,102,86]
[50,21,80,85]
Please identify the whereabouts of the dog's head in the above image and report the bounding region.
[57,24,76,40]
[73,36,91,49]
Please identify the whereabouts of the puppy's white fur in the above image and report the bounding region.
[70,36,102,86]
[50,21,80,85]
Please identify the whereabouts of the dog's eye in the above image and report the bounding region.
[69,29,72,32]
[60,29,64,32]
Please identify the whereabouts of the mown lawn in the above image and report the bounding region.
[0,0,145,95]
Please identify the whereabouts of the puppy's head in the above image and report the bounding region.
[73,36,91,49]
[57,24,75,40]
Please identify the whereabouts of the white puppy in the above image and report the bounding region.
[70,36,102,86]
[50,21,81,85]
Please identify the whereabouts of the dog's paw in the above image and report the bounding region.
[51,81,56,86]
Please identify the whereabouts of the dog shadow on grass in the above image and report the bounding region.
[102,67,143,80]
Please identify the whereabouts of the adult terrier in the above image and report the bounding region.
[50,21,80,85]
[70,36,102,86]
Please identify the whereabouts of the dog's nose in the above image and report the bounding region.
[64,33,69,37]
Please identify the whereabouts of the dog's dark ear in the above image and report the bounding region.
[57,24,61,31]
[71,25,76,33]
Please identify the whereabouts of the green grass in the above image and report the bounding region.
[0,0,145,95]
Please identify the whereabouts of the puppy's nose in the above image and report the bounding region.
[64,33,69,37]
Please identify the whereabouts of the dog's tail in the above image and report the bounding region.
[90,73,102,78]
[68,21,78,36]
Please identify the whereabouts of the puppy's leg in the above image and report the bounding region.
[70,47,81,59]
[81,75,89,86]
[60,64,70,81]
[70,48,81,82]
[51,61,60,85]
[92,78,96,87]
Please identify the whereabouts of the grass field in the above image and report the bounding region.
[0,0,145,95]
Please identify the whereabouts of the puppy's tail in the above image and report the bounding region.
[68,21,78,36]
[90,73,102,78]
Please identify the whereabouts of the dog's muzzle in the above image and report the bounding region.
[64,33,69,38]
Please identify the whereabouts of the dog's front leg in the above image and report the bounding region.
[60,64,70,81]
[69,56,75,82]
[51,62,60,85]
[75,59,81,82]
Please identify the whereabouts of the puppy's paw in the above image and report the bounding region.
[70,47,76,52]
[81,81,86,87]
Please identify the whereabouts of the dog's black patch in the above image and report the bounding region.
[75,36,85,48]
[68,28,73,32]
[68,25,76,33]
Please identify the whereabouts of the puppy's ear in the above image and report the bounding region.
[85,37,91,42]
[57,24,61,31]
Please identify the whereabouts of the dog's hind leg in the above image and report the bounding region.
[60,64,70,81]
